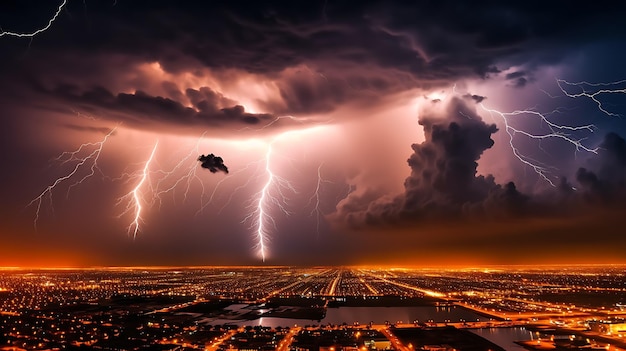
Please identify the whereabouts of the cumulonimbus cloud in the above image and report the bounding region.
[333,95,626,227]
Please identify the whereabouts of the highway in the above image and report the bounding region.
[276,327,301,351]
[377,326,411,351]
[359,270,446,298]
[205,328,240,351]
[327,269,342,296]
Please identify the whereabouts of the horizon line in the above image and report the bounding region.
[1,263,626,271]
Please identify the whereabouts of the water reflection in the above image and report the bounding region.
[211,306,488,328]
[471,327,530,351]
[206,307,524,351]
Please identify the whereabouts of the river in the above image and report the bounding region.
[471,327,531,351]
[205,305,532,350]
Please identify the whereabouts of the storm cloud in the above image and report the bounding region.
[335,97,531,225]
[1,1,626,266]
[2,1,626,135]
[32,83,279,135]
[334,96,626,227]
[198,154,229,174]
[575,132,626,202]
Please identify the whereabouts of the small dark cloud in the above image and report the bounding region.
[575,132,626,202]
[505,71,526,80]
[198,154,229,174]
[423,94,442,104]
[576,167,608,201]
[557,177,575,196]
[504,71,529,88]
[512,77,528,88]
[476,65,501,79]
[599,132,626,168]
[462,93,486,103]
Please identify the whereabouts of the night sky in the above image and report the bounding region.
[1,0,626,267]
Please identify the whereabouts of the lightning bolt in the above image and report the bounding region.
[306,163,333,237]
[254,150,273,262]
[557,79,626,117]
[116,141,158,239]
[0,0,68,39]
[479,104,598,186]
[235,125,332,261]
[196,160,263,216]
[476,78,626,185]
[241,141,297,262]
[26,127,116,229]
[152,134,209,209]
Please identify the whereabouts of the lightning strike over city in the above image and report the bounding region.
[252,146,274,262]
[1,1,626,269]
[117,141,159,239]
[4,2,626,350]
[240,127,329,261]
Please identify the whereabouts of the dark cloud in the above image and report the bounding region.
[512,77,528,88]
[505,71,526,80]
[596,132,626,176]
[476,65,501,79]
[335,97,534,225]
[186,87,238,112]
[401,99,499,215]
[462,93,486,103]
[504,71,529,88]
[576,167,608,201]
[46,84,275,133]
[198,154,229,174]
[575,132,626,202]
[255,65,421,115]
[2,0,626,121]
[334,97,626,228]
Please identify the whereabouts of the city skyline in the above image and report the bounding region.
[1,1,626,267]
[1,266,626,350]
